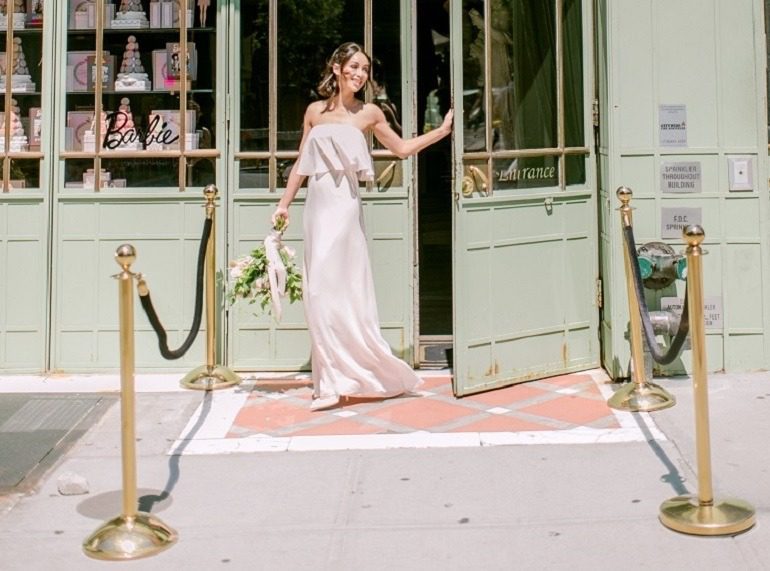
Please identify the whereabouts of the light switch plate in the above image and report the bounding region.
[728,156,753,191]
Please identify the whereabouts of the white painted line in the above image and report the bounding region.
[333,410,358,418]
[168,391,250,454]
[168,424,661,455]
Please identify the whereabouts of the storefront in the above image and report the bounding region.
[1,1,769,396]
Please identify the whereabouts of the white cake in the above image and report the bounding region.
[112,0,149,28]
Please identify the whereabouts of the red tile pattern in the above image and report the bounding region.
[226,372,620,438]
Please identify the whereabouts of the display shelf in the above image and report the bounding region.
[67,27,215,34]
[65,89,213,95]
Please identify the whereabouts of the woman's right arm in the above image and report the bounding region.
[271,106,316,228]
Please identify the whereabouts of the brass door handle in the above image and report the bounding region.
[376,160,397,190]
[462,165,489,197]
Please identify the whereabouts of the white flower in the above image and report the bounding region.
[281,245,296,258]
[254,277,267,290]
[228,256,253,280]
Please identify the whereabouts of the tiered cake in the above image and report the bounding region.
[0,98,28,152]
[115,36,151,91]
[0,38,36,92]
[105,97,142,150]
[0,0,26,30]
[112,0,149,29]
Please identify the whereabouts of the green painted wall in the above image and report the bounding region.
[598,0,770,378]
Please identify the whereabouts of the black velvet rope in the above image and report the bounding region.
[138,216,212,360]
[623,224,690,365]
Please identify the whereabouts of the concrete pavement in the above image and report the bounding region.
[0,370,768,570]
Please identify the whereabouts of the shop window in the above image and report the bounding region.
[0,2,45,192]
[236,0,402,191]
[462,0,587,191]
[61,0,219,191]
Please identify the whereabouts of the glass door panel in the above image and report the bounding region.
[452,0,598,396]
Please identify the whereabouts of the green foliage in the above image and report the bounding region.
[226,242,303,319]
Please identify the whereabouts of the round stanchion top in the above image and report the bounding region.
[616,186,633,205]
[683,224,705,247]
[203,184,218,201]
[115,244,136,270]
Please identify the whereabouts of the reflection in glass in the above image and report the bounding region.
[238,159,270,189]
[506,0,557,150]
[101,158,179,187]
[7,159,40,189]
[277,0,362,151]
[462,0,486,152]
[563,0,584,148]
[565,154,585,186]
[373,1,402,146]
[240,0,269,151]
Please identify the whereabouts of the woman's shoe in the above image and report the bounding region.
[310,395,339,411]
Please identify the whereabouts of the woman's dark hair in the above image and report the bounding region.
[317,42,372,100]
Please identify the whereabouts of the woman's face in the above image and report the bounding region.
[334,52,370,94]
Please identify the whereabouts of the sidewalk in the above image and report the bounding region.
[0,369,768,570]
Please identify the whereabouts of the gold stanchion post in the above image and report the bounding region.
[608,187,676,412]
[180,185,241,390]
[83,245,177,560]
[659,225,755,535]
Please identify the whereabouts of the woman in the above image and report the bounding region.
[272,42,453,411]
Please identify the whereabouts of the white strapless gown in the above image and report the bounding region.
[295,123,422,408]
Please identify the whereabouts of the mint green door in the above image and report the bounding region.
[451,0,599,396]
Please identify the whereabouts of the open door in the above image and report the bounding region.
[450,0,599,396]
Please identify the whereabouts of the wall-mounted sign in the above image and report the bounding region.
[659,104,687,147]
[660,161,701,193]
[661,296,723,329]
[661,207,701,239]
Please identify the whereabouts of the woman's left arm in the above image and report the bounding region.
[371,105,453,159]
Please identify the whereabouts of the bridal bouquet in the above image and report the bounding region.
[226,220,303,320]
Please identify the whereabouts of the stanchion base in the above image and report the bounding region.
[607,380,676,412]
[180,364,241,391]
[659,495,756,536]
[83,512,177,560]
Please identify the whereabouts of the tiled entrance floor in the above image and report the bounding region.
[171,369,666,454]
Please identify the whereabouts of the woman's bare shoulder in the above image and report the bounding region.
[362,102,386,125]
[305,101,327,124]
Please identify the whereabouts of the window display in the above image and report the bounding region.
[0,0,44,192]
[62,0,217,190]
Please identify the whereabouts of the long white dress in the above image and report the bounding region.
[295,123,422,406]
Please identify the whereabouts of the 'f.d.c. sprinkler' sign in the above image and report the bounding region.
[660,207,702,239]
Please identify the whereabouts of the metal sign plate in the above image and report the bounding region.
[661,207,702,239]
[659,104,687,147]
[661,296,723,329]
[660,161,701,193]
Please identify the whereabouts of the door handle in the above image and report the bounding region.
[462,165,489,197]
[376,161,397,190]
